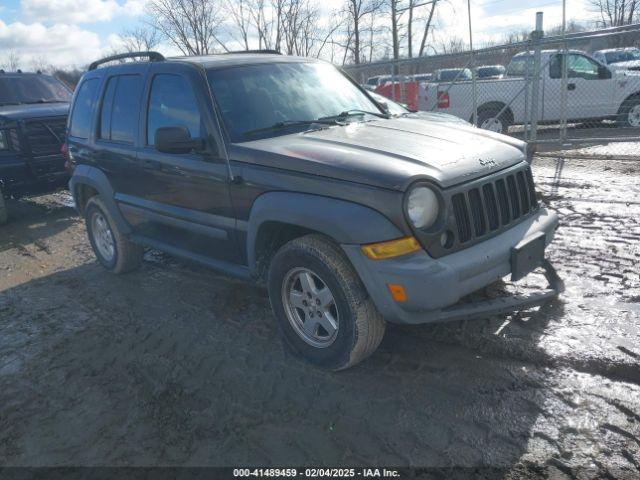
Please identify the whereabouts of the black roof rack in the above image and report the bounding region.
[89,51,165,71]
[225,49,281,55]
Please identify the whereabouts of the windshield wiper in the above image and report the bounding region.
[319,109,390,121]
[243,119,342,138]
[23,99,66,104]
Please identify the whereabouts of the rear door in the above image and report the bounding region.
[117,62,240,263]
[93,65,147,197]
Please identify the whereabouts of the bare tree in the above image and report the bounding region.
[52,68,83,89]
[436,35,466,54]
[225,0,253,49]
[279,0,331,56]
[121,26,162,52]
[418,0,438,56]
[2,50,21,71]
[589,0,639,27]
[343,0,383,64]
[30,55,50,73]
[146,0,227,55]
[389,0,401,60]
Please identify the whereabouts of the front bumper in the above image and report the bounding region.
[342,207,563,324]
[1,153,68,197]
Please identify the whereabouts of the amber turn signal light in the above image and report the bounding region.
[361,236,421,260]
[387,283,408,302]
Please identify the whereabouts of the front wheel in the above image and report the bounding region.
[618,97,640,128]
[268,234,385,370]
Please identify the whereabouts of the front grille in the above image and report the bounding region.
[452,165,539,244]
[24,117,66,156]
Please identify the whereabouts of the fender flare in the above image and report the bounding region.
[69,164,131,234]
[246,191,403,271]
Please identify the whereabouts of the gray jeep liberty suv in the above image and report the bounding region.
[66,51,563,370]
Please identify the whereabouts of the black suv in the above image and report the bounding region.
[68,51,562,370]
[0,71,72,224]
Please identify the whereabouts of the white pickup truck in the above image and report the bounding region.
[420,49,640,133]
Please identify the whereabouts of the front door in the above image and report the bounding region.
[544,53,613,122]
[116,64,240,263]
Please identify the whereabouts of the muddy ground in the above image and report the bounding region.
[0,157,639,477]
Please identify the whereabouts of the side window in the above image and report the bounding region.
[549,55,562,79]
[568,54,600,80]
[98,75,142,144]
[69,78,99,139]
[550,54,600,80]
[99,78,116,140]
[147,74,201,145]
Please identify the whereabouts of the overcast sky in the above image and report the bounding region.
[0,0,599,69]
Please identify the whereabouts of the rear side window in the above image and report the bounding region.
[147,74,201,145]
[69,78,99,139]
[98,75,142,144]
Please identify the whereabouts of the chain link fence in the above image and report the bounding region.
[343,18,640,159]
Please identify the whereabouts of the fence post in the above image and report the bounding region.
[523,40,531,142]
[389,62,396,102]
[559,0,569,143]
[529,11,544,146]
[467,0,478,126]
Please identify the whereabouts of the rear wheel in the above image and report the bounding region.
[268,234,385,370]
[0,193,7,225]
[477,107,511,134]
[85,196,143,273]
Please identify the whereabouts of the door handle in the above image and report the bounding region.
[142,159,162,170]
[567,83,576,91]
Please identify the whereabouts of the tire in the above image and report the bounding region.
[268,234,385,371]
[618,97,640,128]
[0,193,7,225]
[477,107,511,134]
[85,196,143,274]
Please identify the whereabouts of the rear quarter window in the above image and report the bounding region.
[69,78,99,139]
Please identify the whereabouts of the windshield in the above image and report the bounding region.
[477,66,505,78]
[207,62,383,142]
[0,75,72,106]
[506,56,533,77]
[438,69,471,82]
[605,49,640,64]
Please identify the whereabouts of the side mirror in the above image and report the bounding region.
[376,101,390,115]
[155,126,204,154]
[598,65,612,79]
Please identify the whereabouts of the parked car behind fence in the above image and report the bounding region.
[422,50,640,134]
[0,71,71,224]
[592,47,640,71]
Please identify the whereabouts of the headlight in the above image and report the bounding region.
[406,185,439,229]
[0,130,8,151]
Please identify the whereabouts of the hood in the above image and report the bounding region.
[610,60,640,71]
[0,102,69,121]
[231,117,526,191]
